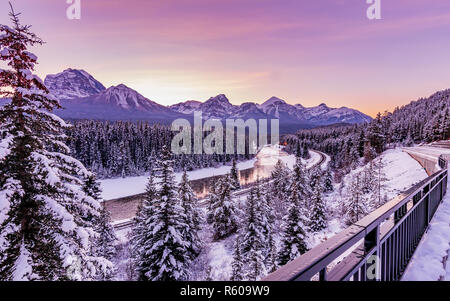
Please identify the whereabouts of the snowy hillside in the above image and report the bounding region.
[326,148,429,217]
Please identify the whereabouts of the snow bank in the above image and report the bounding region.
[382,149,429,194]
[207,239,234,281]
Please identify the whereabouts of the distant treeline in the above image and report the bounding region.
[65,120,257,179]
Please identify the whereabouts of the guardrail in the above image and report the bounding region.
[439,154,449,169]
[264,156,448,281]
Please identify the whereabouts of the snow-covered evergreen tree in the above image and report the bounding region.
[95,206,117,280]
[241,186,266,281]
[0,6,112,280]
[290,158,310,207]
[246,244,266,281]
[210,175,238,241]
[366,113,385,154]
[82,174,102,202]
[308,166,322,192]
[130,170,156,281]
[231,235,244,281]
[323,168,334,193]
[257,181,274,260]
[270,160,291,219]
[342,173,369,225]
[309,183,327,233]
[301,144,311,160]
[82,174,117,280]
[361,161,377,195]
[266,235,278,274]
[131,146,191,281]
[308,166,323,209]
[206,182,218,225]
[278,187,308,266]
[178,170,202,258]
[363,141,377,164]
[230,159,241,191]
[373,157,388,208]
[295,141,302,158]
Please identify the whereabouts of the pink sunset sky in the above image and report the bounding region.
[2,0,450,117]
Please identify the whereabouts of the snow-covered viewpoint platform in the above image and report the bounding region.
[402,145,450,281]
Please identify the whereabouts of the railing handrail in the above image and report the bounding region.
[264,155,449,281]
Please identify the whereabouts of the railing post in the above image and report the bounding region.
[364,225,380,281]
[413,190,421,205]
[319,268,327,281]
[394,203,407,224]
[424,184,431,226]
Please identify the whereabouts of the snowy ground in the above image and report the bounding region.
[402,168,450,281]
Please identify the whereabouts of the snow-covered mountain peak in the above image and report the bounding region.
[100,84,159,111]
[204,94,233,107]
[44,69,106,100]
[168,100,202,114]
[195,94,236,118]
[307,103,332,116]
[261,96,287,108]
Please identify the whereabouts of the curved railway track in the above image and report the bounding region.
[114,150,327,231]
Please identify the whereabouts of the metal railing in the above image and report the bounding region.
[439,154,449,169]
[264,156,448,281]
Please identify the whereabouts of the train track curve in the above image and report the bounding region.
[114,150,328,231]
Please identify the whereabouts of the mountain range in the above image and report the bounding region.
[5,69,373,131]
